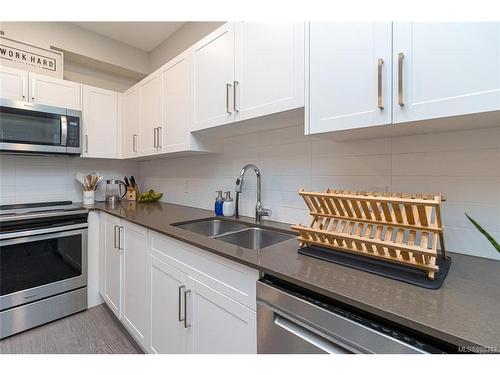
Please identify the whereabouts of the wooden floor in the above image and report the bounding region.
[0,304,143,354]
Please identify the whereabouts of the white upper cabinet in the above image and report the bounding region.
[139,72,162,156]
[82,85,119,158]
[308,22,392,134]
[0,66,28,101]
[122,86,140,158]
[191,23,236,131]
[29,72,81,110]
[234,22,305,121]
[393,22,500,123]
[161,51,191,153]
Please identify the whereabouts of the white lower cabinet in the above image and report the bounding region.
[149,255,190,354]
[98,213,258,353]
[188,276,257,354]
[147,232,258,354]
[121,221,148,347]
[102,214,123,319]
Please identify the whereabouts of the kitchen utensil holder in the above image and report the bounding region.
[292,189,446,280]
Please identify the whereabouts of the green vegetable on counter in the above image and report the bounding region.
[138,189,163,203]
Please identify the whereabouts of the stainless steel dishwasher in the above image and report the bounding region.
[257,277,452,354]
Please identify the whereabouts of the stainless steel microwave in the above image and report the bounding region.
[0,99,81,155]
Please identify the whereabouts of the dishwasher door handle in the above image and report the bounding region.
[274,313,351,354]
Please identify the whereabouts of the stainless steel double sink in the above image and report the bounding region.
[173,218,295,250]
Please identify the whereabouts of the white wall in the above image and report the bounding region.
[139,124,500,261]
[0,155,139,204]
[149,22,224,71]
[0,22,150,75]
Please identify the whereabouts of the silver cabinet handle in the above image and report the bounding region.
[157,126,162,149]
[183,289,191,328]
[153,127,157,148]
[22,76,26,98]
[85,134,89,153]
[377,58,384,110]
[178,285,185,322]
[118,226,123,250]
[31,78,35,100]
[133,134,138,153]
[398,52,404,107]
[233,80,239,112]
[113,225,118,249]
[226,83,232,114]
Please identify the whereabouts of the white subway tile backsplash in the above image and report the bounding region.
[1,121,497,262]
[139,123,500,261]
[0,155,138,205]
[392,149,500,177]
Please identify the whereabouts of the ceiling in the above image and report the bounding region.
[73,22,185,52]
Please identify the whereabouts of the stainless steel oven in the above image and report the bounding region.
[0,202,88,338]
[0,99,81,155]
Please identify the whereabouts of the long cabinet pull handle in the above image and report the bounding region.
[118,226,123,250]
[31,79,35,100]
[377,58,384,110]
[157,126,162,149]
[178,285,185,321]
[398,52,405,107]
[233,81,239,112]
[85,134,89,153]
[183,289,191,328]
[153,127,157,148]
[22,77,26,98]
[226,83,232,114]
[133,134,138,153]
[113,225,118,249]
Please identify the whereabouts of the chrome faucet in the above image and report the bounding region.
[235,164,272,223]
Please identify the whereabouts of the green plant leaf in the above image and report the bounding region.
[465,213,500,253]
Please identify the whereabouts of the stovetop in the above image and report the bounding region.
[0,201,87,222]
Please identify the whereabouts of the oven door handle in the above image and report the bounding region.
[0,223,88,241]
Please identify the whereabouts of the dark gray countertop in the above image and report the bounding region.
[83,201,500,352]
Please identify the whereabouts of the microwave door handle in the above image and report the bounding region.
[60,115,68,146]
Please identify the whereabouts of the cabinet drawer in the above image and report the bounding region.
[150,231,259,310]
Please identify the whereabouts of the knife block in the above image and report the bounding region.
[125,187,137,201]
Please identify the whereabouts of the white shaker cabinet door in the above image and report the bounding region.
[234,22,305,121]
[122,87,140,158]
[103,214,123,319]
[186,277,257,354]
[0,66,28,101]
[393,22,500,123]
[149,254,190,354]
[161,51,190,153]
[122,221,148,347]
[308,22,392,134]
[82,85,118,158]
[139,72,162,156]
[29,73,81,110]
[190,23,236,131]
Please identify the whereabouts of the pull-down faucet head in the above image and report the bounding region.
[234,164,271,223]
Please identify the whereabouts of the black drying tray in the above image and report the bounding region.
[298,246,451,289]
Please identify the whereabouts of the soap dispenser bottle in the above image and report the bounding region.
[223,191,235,217]
[215,190,224,216]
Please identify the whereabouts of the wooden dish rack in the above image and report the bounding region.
[291,189,447,280]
